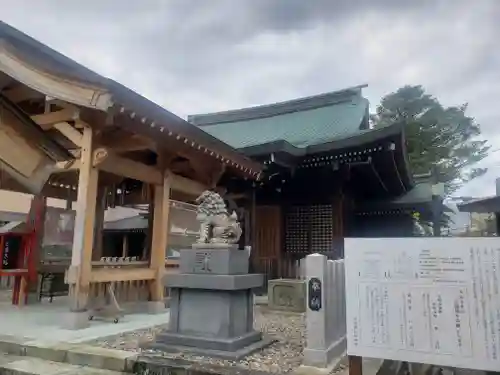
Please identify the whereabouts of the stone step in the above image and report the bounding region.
[0,337,137,373]
[0,352,126,375]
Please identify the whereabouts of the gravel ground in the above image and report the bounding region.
[88,306,346,374]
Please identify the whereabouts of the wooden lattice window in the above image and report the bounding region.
[285,204,336,255]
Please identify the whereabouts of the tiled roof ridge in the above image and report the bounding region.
[189,84,368,126]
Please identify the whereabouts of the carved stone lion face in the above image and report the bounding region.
[195,191,212,205]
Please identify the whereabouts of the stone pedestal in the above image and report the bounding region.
[152,245,272,359]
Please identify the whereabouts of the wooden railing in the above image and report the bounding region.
[88,257,152,305]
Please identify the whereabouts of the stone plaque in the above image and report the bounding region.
[268,279,306,313]
[194,251,212,273]
[308,277,322,311]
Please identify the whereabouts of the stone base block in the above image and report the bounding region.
[26,292,41,305]
[144,301,167,314]
[180,246,248,275]
[61,311,90,330]
[166,273,263,290]
[169,288,256,340]
[268,279,306,313]
[294,356,347,375]
[148,332,274,360]
[303,335,346,368]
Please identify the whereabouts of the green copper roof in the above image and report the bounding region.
[189,86,369,150]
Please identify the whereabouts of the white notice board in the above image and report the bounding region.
[344,238,500,372]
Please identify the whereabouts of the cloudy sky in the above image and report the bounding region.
[2,0,499,198]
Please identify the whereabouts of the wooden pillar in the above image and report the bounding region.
[92,187,106,261]
[142,185,155,261]
[65,185,73,210]
[25,194,47,304]
[348,356,363,375]
[149,172,170,302]
[248,186,257,274]
[122,235,129,257]
[68,126,99,311]
[250,185,256,249]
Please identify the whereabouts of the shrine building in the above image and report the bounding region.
[189,87,440,279]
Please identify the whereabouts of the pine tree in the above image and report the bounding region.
[371,85,490,194]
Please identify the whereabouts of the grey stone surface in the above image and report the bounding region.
[268,279,306,313]
[168,289,254,339]
[157,330,262,353]
[61,311,90,330]
[23,343,68,363]
[165,273,263,290]
[143,301,167,314]
[157,244,269,359]
[148,335,275,361]
[26,292,40,305]
[179,247,248,275]
[191,242,237,250]
[302,338,346,369]
[0,335,29,356]
[64,345,137,372]
[0,353,126,375]
[0,338,139,373]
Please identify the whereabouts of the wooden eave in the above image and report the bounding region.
[240,122,414,202]
[0,93,72,161]
[108,83,262,179]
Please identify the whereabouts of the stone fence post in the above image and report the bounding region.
[303,253,347,369]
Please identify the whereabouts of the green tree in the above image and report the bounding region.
[371,85,490,194]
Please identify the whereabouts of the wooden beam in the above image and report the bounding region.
[209,164,226,188]
[227,193,249,200]
[93,148,207,195]
[149,171,171,301]
[68,126,99,311]
[167,170,206,196]
[91,268,155,283]
[55,159,79,171]
[66,267,155,284]
[31,108,80,130]
[45,98,80,112]
[2,85,43,102]
[93,148,162,184]
[103,134,154,153]
[53,122,82,146]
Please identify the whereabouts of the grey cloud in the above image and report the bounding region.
[2,0,499,196]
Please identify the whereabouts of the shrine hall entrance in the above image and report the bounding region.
[252,206,282,285]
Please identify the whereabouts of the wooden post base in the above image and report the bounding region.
[349,356,363,375]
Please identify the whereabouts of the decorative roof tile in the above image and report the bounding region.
[190,86,369,149]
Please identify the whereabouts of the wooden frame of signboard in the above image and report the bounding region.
[0,21,262,321]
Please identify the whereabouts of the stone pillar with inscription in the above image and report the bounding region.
[151,191,271,359]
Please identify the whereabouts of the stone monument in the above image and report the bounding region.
[152,191,271,359]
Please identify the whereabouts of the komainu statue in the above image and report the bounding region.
[195,190,242,245]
